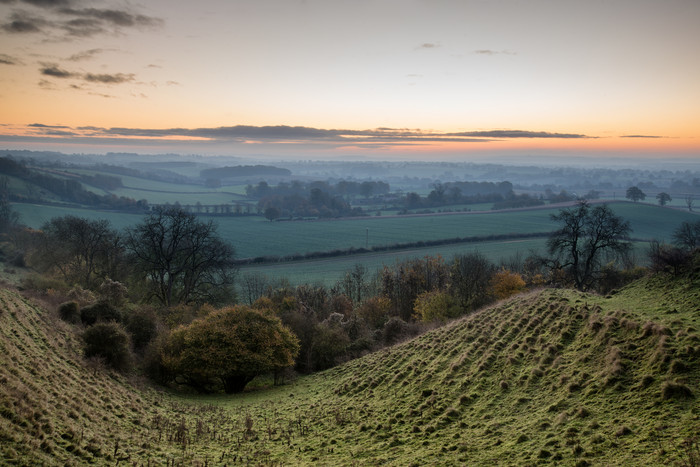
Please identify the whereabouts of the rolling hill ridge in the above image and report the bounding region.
[0,264,698,465]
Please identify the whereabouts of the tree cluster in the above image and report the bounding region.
[401,181,514,210]
[246,180,390,201]
[259,188,365,219]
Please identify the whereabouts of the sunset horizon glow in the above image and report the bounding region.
[1,0,698,161]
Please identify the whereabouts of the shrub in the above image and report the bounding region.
[124,306,158,351]
[57,301,80,323]
[160,305,299,393]
[20,273,68,294]
[82,322,132,372]
[383,317,410,345]
[413,290,462,323]
[98,278,128,306]
[80,301,122,326]
[489,269,526,300]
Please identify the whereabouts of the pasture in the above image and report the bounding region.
[13,201,697,262]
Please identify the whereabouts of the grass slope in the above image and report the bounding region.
[1,269,699,465]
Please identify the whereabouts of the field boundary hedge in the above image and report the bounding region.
[234,231,553,265]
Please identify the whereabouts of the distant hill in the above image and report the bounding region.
[0,260,698,464]
[200,165,291,179]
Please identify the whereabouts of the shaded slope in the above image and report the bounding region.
[0,289,233,465]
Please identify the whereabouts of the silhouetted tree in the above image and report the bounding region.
[264,206,281,221]
[547,201,632,290]
[36,216,123,288]
[672,220,700,250]
[626,186,646,203]
[125,207,236,306]
[450,252,495,310]
[656,192,672,206]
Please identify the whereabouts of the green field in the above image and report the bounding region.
[13,201,698,262]
[238,238,549,287]
[57,168,250,204]
[237,240,657,288]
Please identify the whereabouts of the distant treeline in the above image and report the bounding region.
[235,231,551,264]
[0,156,148,211]
[399,181,514,209]
[201,165,292,179]
[247,180,391,219]
[246,180,391,199]
[259,189,365,219]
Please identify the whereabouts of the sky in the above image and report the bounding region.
[0,0,699,161]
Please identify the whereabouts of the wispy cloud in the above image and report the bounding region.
[66,48,107,61]
[39,62,135,85]
[449,130,587,139]
[1,11,48,33]
[621,134,664,139]
[40,62,76,78]
[1,1,163,38]
[474,49,516,56]
[15,124,594,146]
[84,72,133,84]
[0,53,21,64]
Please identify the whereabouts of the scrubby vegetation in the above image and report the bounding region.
[1,253,698,464]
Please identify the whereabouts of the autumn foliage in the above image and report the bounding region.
[161,305,299,393]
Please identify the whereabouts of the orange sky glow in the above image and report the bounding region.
[0,0,698,161]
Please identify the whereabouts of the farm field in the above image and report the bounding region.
[62,168,250,204]
[12,201,698,261]
[237,240,655,288]
[238,237,549,288]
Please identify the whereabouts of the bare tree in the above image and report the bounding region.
[672,220,700,250]
[240,272,270,305]
[450,252,495,310]
[656,192,672,206]
[685,194,695,212]
[125,207,236,306]
[547,201,632,291]
[37,216,123,288]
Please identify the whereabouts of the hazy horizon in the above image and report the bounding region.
[1,1,699,161]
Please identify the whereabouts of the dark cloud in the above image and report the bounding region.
[62,17,104,36]
[29,125,588,145]
[67,48,105,61]
[449,130,588,139]
[40,63,77,78]
[419,43,438,48]
[621,134,663,139]
[0,53,21,64]
[22,0,73,8]
[58,7,162,28]
[1,3,162,38]
[1,11,47,33]
[84,72,134,84]
[28,123,69,128]
[38,63,135,85]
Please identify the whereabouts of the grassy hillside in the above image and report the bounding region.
[1,269,699,464]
